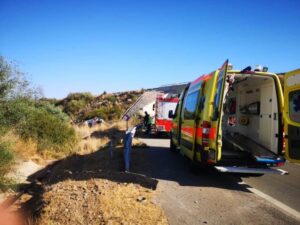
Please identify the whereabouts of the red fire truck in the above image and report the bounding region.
[155,94,179,133]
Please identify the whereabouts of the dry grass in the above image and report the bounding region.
[75,123,111,154]
[36,179,168,225]
[75,121,128,155]
[74,123,110,137]
[100,183,167,225]
[110,121,127,131]
[77,137,110,154]
[0,131,37,161]
[0,120,145,164]
[0,130,73,164]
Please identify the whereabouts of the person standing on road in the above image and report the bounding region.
[143,111,152,134]
[123,124,142,172]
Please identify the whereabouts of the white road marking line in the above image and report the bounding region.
[238,181,300,221]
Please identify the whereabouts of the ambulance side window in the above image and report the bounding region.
[184,91,199,120]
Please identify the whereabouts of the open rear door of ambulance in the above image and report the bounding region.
[284,69,300,163]
[210,60,229,163]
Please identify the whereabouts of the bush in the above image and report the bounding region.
[64,99,87,116]
[66,92,93,102]
[0,99,32,132]
[17,107,77,153]
[36,100,69,122]
[54,92,94,118]
[85,106,122,121]
[0,142,14,184]
[104,95,117,104]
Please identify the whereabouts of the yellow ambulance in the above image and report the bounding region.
[169,61,300,173]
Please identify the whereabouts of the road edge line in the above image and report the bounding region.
[239,182,300,221]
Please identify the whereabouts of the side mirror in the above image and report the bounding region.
[168,110,174,119]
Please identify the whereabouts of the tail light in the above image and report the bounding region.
[202,121,211,148]
[282,131,286,153]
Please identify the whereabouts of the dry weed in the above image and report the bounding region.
[0,131,37,161]
[78,137,110,154]
[36,179,168,225]
[100,183,168,225]
[74,123,109,139]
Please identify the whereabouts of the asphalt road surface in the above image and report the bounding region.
[241,161,300,212]
[133,137,300,225]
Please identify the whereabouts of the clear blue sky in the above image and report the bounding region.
[1,0,300,98]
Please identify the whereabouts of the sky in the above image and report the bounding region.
[0,0,300,98]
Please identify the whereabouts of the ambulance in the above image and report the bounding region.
[169,61,300,174]
[155,94,179,133]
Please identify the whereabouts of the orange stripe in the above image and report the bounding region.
[181,126,217,139]
[191,73,213,85]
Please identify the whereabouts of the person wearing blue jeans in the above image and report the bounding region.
[123,127,136,172]
[123,125,142,172]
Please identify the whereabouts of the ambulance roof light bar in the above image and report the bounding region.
[254,65,263,71]
[254,65,268,72]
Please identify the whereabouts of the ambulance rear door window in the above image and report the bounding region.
[212,76,223,120]
[289,90,300,123]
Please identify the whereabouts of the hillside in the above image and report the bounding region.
[42,90,144,123]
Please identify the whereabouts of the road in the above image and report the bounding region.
[241,162,300,211]
[133,137,300,225]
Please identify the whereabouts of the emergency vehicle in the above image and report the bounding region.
[155,94,179,133]
[169,61,300,174]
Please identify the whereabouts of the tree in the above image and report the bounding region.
[0,56,42,100]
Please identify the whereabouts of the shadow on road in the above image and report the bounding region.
[130,146,252,193]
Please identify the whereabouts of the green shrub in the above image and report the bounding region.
[64,99,87,116]
[0,142,14,183]
[66,92,93,102]
[36,100,69,122]
[0,99,76,154]
[0,99,32,131]
[105,95,117,104]
[17,107,77,153]
[85,106,123,121]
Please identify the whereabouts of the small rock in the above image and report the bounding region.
[137,196,146,202]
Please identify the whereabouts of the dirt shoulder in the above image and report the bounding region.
[13,145,167,225]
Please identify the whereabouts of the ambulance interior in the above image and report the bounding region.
[221,74,281,163]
